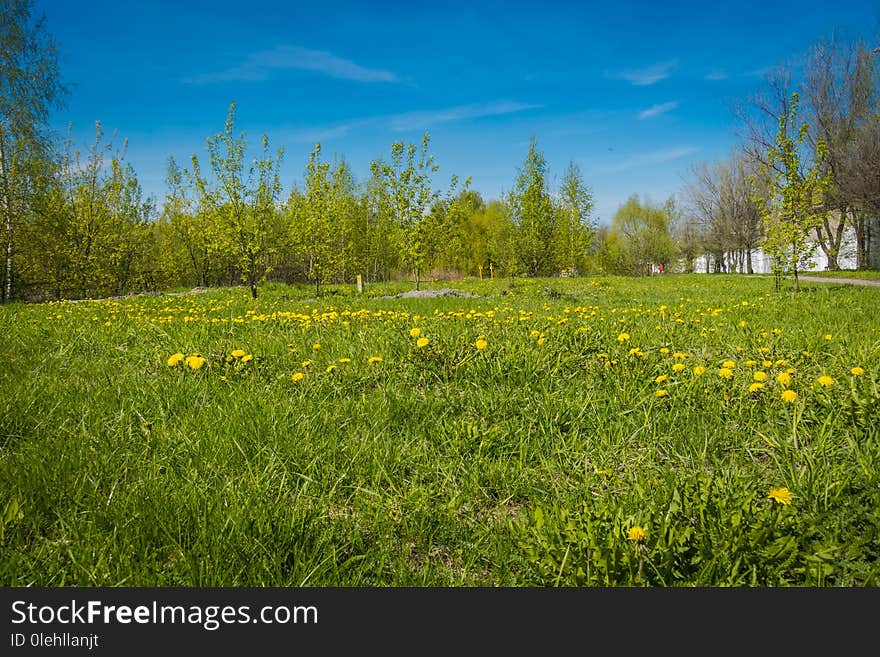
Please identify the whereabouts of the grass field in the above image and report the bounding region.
[798,269,880,280]
[1,274,878,586]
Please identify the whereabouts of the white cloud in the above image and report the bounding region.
[613,60,677,86]
[590,146,698,175]
[705,69,727,81]
[638,101,679,120]
[387,101,541,131]
[185,45,397,84]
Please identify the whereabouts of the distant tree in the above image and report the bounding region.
[186,102,284,298]
[603,195,678,276]
[555,161,595,275]
[750,93,833,290]
[0,0,65,301]
[508,136,556,276]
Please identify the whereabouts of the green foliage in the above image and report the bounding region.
[597,195,678,275]
[507,137,556,277]
[751,93,834,290]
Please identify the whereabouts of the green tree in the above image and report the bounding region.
[602,195,678,276]
[751,92,833,291]
[187,102,284,298]
[0,0,65,301]
[508,137,556,276]
[555,160,595,275]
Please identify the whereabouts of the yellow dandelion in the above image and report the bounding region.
[768,487,793,505]
[627,526,647,542]
[693,366,706,376]
[185,355,206,370]
[326,364,337,373]
[241,354,253,363]
[291,372,305,382]
[753,371,768,382]
[655,374,669,384]
[722,360,736,369]
[368,356,383,364]
[302,360,312,368]
[823,334,833,340]
[617,332,630,342]
[416,337,429,349]
[762,360,772,368]
[673,352,688,360]
[410,327,421,338]
[776,372,791,387]
[718,367,733,379]
[167,352,184,367]
[475,338,488,350]
[536,337,546,346]
[672,363,686,372]
[744,360,757,367]
[850,367,864,376]
[748,382,764,393]
[312,343,321,350]
[781,389,798,404]
[655,389,669,398]
[338,357,351,363]
[230,349,246,358]
[816,375,835,387]
[659,348,670,355]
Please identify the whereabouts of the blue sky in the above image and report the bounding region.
[36,0,879,225]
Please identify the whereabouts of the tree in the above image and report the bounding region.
[0,0,65,301]
[186,102,284,299]
[508,136,556,277]
[751,92,833,291]
[373,132,439,290]
[602,195,678,276]
[555,161,595,276]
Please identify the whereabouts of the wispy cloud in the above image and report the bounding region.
[638,101,679,120]
[590,146,698,175]
[185,45,398,84]
[611,60,677,86]
[387,100,541,131]
[705,69,727,81]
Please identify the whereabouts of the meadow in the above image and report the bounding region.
[1,274,878,586]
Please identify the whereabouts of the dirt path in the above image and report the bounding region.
[796,276,880,287]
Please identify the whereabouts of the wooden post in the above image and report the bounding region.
[489,263,494,279]
[356,274,363,293]
[478,265,483,280]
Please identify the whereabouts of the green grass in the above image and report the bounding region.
[798,269,880,279]
[1,274,878,586]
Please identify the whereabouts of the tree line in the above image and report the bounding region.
[1,0,878,302]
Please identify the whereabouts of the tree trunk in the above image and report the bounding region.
[746,248,753,275]
[0,126,12,303]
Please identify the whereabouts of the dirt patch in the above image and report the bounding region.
[373,287,480,300]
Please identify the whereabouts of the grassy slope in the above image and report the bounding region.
[1,275,878,586]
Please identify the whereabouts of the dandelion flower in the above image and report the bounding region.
[231,349,246,359]
[768,487,793,505]
[627,526,647,542]
[338,357,351,363]
[762,360,772,368]
[302,360,312,368]
[776,372,791,387]
[672,363,686,372]
[167,352,184,367]
[368,356,383,364]
[673,352,688,360]
[693,366,706,376]
[475,338,488,350]
[722,360,736,369]
[745,360,758,367]
[781,389,798,404]
[851,367,864,376]
[326,364,337,373]
[410,328,421,338]
[824,334,833,340]
[416,337,429,349]
[655,374,669,384]
[291,372,305,382]
[185,355,206,370]
[753,371,768,382]
[748,382,764,393]
[718,367,733,379]
[312,343,321,351]
[655,389,669,398]
[241,354,253,363]
[660,348,670,355]
[816,375,834,387]
[617,333,630,342]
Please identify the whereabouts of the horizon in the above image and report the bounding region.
[37,0,879,225]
